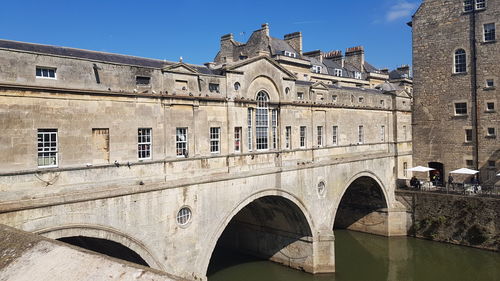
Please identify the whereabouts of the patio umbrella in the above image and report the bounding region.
[406,166,435,172]
[450,168,479,175]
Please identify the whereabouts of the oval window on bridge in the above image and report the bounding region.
[176,207,192,226]
[318,181,326,196]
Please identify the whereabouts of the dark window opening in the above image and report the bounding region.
[209,83,220,93]
[136,76,151,85]
[455,102,467,115]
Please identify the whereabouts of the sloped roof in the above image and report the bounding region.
[269,37,300,57]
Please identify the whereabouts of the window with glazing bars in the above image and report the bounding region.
[271,109,278,149]
[454,49,466,73]
[234,127,241,152]
[464,0,474,11]
[300,126,306,148]
[247,108,253,151]
[358,125,364,144]
[210,127,220,153]
[256,91,269,150]
[332,126,338,145]
[317,126,323,147]
[37,129,58,167]
[285,126,291,149]
[36,67,56,79]
[176,128,188,157]
[484,23,495,42]
[138,128,152,159]
[476,0,486,9]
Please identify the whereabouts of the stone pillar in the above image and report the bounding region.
[387,205,410,237]
[312,229,335,273]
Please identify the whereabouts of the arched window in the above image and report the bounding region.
[454,49,466,73]
[256,91,269,150]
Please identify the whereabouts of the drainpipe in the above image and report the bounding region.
[469,9,479,171]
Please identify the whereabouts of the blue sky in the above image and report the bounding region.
[0,0,420,70]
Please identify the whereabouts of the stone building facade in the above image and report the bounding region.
[412,0,499,185]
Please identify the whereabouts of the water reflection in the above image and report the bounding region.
[208,230,499,281]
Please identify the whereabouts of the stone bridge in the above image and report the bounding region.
[0,151,408,280]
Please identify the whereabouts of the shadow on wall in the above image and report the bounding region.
[207,196,313,276]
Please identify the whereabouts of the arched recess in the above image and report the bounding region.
[246,75,281,102]
[35,224,164,270]
[202,189,316,277]
[332,172,390,236]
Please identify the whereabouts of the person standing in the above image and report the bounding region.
[448,174,454,190]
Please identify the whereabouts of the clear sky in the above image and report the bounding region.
[0,0,420,70]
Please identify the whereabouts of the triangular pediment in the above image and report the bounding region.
[310,81,329,90]
[162,63,199,74]
[225,56,296,80]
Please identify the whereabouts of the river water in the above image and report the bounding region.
[208,230,499,281]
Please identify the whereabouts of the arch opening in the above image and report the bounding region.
[207,195,313,277]
[334,176,389,236]
[57,236,149,267]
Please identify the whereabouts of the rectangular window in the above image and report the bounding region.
[209,83,220,93]
[92,128,109,163]
[136,76,151,85]
[247,108,253,151]
[334,69,342,77]
[465,129,473,142]
[285,126,291,149]
[332,95,338,102]
[37,129,58,167]
[484,23,495,42]
[176,128,188,157]
[403,125,407,140]
[284,51,296,58]
[476,0,486,9]
[455,102,468,115]
[312,65,322,73]
[138,128,152,159]
[486,79,494,87]
[317,126,323,147]
[466,159,474,167]
[210,127,220,154]
[36,67,56,79]
[271,109,278,149]
[380,100,385,106]
[354,72,362,79]
[358,97,364,103]
[234,127,242,153]
[464,0,474,11]
[358,125,364,144]
[486,102,495,111]
[332,126,338,146]
[487,127,496,136]
[297,92,304,100]
[380,125,385,142]
[300,126,306,148]
[403,162,408,177]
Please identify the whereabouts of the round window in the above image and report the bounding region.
[176,207,192,226]
[234,82,241,91]
[317,181,326,196]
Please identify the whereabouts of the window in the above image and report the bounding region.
[234,82,241,91]
[247,108,253,151]
[380,100,385,106]
[209,83,220,93]
[454,49,466,73]
[176,128,188,157]
[334,69,342,77]
[354,72,362,80]
[487,127,496,136]
[36,67,56,79]
[455,102,468,115]
[317,181,325,196]
[234,127,242,153]
[136,76,150,85]
[176,207,192,226]
[332,95,338,102]
[465,129,473,142]
[358,125,364,144]
[297,92,304,100]
[403,125,407,140]
[284,51,297,58]
[271,109,278,149]
[92,128,109,163]
[486,79,494,87]
[210,127,220,153]
[464,0,474,11]
[488,160,496,168]
[403,162,408,177]
[476,0,486,9]
[332,126,338,146]
[358,97,364,103]
[256,91,269,150]
[37,129,58,167]
[285,87,290,95]
[300,126,306,148]
[317,126,323,147]
[466,159,474,167]
[312,65,322,73]
[285,126,291,149]
[380,125,385,142]
[484,23,495,42]
[138,128,152,159]
[486,102,495,111]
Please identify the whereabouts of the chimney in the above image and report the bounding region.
[380,68,389,75]
[219,33,235,63]
[303,50,323,63]
[261,23,270,36]
[397,64,411,77]
[345,46,364,72]
[284,32,303,55]
[323,50,343,68]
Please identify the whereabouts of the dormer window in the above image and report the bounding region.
[284,51,297,58]
[209,83,220,93]
[334,69,342,77]
[136,76,151,86]
[36,67,56,79]
[312,65,322,73]
[354,72,362,79]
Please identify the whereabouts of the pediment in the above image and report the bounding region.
[225,56,297,80]
[310,81,329,90]
[162,63,199,74]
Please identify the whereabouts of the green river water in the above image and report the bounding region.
[207,230,499,281]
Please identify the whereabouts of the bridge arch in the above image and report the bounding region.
[332,171,390,236]
[201,189,316,276]
[34,224,164,270]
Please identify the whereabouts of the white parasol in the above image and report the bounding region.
[449,168,479,175]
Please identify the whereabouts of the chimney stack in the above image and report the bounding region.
[261,23,270,36]
[284,32,303,55]
[323,50,344,67]
[345,46,365,72]
[397,65,411,77]
[219,33,235,63]
[303,50,322,63]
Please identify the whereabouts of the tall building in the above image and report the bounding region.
[412,0,499,185]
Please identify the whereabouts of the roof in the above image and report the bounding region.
[269,37,300,57]
[389,69,411,80]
